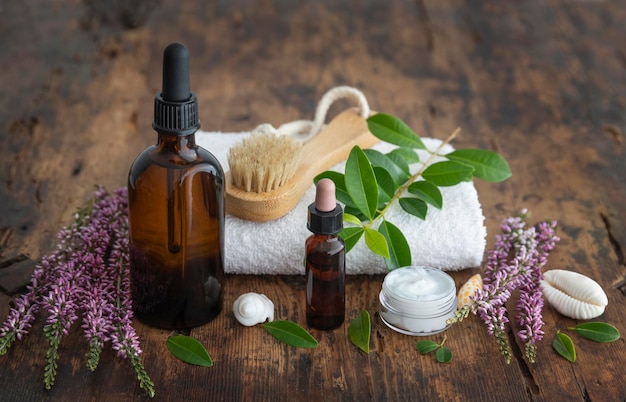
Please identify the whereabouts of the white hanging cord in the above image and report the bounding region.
[250,86,370,141]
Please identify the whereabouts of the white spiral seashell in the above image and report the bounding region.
[233,293,275,326]
[541,269,608,320]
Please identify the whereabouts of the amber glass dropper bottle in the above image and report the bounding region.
[128,43,225,330]
[305,178,345,330]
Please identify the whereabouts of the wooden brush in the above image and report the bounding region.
[225,108,379,222]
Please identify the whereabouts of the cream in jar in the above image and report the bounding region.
[379,266,457,336]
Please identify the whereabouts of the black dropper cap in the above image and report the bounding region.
[307,203,343,235]
[153,43,200,135]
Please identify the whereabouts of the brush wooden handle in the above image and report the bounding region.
[225,109,379,222]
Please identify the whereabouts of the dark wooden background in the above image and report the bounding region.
[0,1,624,401]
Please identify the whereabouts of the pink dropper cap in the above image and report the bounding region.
[315,178,336,212]
[307,178,343,235]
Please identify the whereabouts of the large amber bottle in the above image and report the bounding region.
[128,43,224,329]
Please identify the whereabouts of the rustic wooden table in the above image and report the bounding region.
[1,1,625,401]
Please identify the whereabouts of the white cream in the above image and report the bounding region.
[232,293,275,326]
[384,267,451,301]
[379,266,457,336]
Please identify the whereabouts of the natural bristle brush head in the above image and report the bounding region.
[227,133,303,193]
[224,109,378,222]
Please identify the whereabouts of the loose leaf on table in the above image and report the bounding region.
[416,340,440,355]
[367,113,426,149]
[166,335,213,367]
[349,310,371,354]
[407,181,443,209]
[422,161,475,186]
[416,336,452,363]
[378,220,411,269]
[345,146,378,220]
[445,149,512,182]
[553,331,576,362]
[263,320,318,348]
[435,347,453,363]
[364,228,390,259]
[570,322,621,343]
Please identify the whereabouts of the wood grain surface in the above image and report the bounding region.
[1,1,625,401]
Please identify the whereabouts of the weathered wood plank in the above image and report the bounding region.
[0,0,624,401]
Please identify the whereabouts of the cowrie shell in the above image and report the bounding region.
[541,269,608,320]
[457,273,482,309]
[233,293,275,326]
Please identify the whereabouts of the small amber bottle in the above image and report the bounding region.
[128,43,225,330]
[305,179,345,330]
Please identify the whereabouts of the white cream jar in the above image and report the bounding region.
[379,266,457,336]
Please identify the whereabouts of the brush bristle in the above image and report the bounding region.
[227,133,303,193]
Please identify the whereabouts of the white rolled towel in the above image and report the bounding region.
[197,131,485,275]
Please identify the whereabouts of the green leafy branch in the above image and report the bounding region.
[315,113,512,270]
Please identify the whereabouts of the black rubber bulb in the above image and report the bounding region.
[152,42,199,135]
[161,43,191,102]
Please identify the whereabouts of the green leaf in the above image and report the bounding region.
[314,170,344,187]
[166,335,213,367]
[446,149,512,182]
[364,227,390,259]
[373,166,396,203]
[314,171,353,208]
[435,347,453,363]
[344,206,367,222]
[416,340,439,354]
[378,220,411,269]
[349,310,371,354]
[343,213,363,226]
[345,146,378,220]
[399,197,428,220]
[340,226,364,253]
[553,331,576,362]
[385,150,411,177]
[367,113,426,149]
[263,320,318,348]
[407,181,443,209]
[388,147,420,164]
[422,161,475,187]
[363,149,409,185]
[571,322,621,343]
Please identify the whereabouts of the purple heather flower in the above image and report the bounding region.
[0,186,153,396]
[477,303,508,335]
[0,246,63,352]
[514,219,559,362]
[516,290,545,341]
[452,211,559,364]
